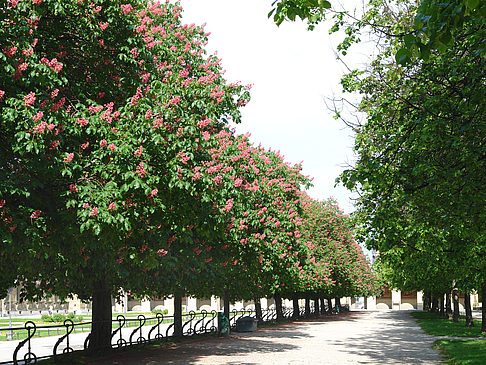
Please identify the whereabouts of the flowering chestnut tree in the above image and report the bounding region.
[0,0,249,349]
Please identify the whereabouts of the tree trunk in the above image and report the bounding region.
[274,292,284,321]
[173,292,183,338]
[327,297,333,314]
[292,295,299,319]
[423,295,429,311]
[364,296,368,310]
[465,291,474,327]
[88,280,112,352]
[223,288,230,321]
[254,295,263,324]
[314,297,319,316]
[335,297,341,313]
[431,296,439,313]
[481,282,486,334]
[446,292,452,319]
[439,294,445,318]
[304,297,311,318]
[452,287,460,322]
[320,298,326,315]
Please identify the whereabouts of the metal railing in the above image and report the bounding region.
[1,306,312,365]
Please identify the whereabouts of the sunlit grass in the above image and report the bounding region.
[411,311,486,338]
[435,339,486,364]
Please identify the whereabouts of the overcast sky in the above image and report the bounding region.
[181,0,366,213]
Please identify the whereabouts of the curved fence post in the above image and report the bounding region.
[182,310,196,336]
[111,314,127,348]
[129,314,146,344]
[53,319,74,358]
[148,313,164,341]
[13,321,37,365]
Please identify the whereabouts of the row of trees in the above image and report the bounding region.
[279,0,485,331]
[0,0,378,351]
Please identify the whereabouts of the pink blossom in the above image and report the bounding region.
[90,207,98,216]
[157,249,168,257]
[33,121,47,134]
[222,198,234,213]
[108,202,116,210]
[99,22,108,31]
[134,145,143,158]
[121,4,133,15]
[99,139,107,147]
[0,90,4,100]
[108,143,115,152]
[80,142,89,150]
[30,210,41,219]
[136,162,146,178]
[0,200,5,208]
[201,131,210,141]
[69,184,78,193]
[63,153,74,163]
[76,118,88,126]
[82,203,90,209]
[47,123,56,131]
[24,92,35,106]
[33,111,43,122]
[150,188,158,197]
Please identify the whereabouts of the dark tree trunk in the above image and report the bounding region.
[446,292,453,319]
[223,289,230,321]
[304,297,311,318]
[254,295,263,324]
[364,296,368,310]
[274,292,284,321]
[423,295,429,311]
[431,296,439,313]
[173,292,183,338]
[464,292,474,327]
[481,282,486,334]
[439,295,445,318]
[335,297,341,312]
[88,280,112,352]
[327,298,333,314]
[292,295,300,319]
[314,297,320,316]
[452,287,460,322]
[320,298,326,314]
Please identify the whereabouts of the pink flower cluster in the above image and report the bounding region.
[64,153,74,163]
[24,92,35,106]
[30,210,41,219]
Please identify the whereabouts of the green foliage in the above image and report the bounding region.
[151,308,168,315]
[51,313,66,323]
[434,339,486,365]
[41,314,53,322]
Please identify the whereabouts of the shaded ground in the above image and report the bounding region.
[88,310,442,364]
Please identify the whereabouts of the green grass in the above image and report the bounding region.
[435,339,486,364]
[411,311,486,338]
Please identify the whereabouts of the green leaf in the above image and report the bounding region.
[395,48,411,65]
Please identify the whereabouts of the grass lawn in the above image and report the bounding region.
[435,340,486,364]
[412,311,486,364]
[411,311,486,338]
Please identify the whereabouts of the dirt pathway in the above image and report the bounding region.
[93,311,443,364]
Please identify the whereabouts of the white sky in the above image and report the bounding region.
[181,0,367,213]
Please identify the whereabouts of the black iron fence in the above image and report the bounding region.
[0,307,304,365]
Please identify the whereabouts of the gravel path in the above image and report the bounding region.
[93,310,443,364]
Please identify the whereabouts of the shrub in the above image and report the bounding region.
[41,314,53,322]
[52,313,66,322]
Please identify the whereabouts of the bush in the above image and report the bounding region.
[41,314,53,322]
[52,313,66,322]
[151,309,168,315]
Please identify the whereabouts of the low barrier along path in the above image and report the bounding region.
[94,310,443,364]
